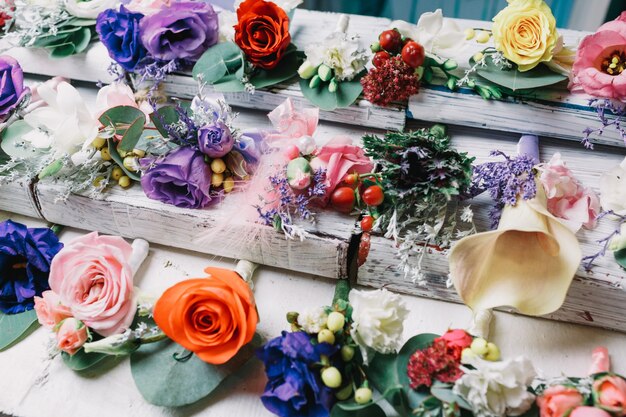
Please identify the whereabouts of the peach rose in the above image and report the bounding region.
[49,232,136,337]
[34,290,71,329]
[153,267,258,365]
[594,375,626,415]
[538,386,583,417]
[56,318,88,356]
[570,407,613,417]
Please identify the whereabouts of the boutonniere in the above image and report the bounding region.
[192,0,301,93]
[297,15,369,111]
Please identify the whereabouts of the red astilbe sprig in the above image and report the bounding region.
[361,56,420,107]
[407,339,464,389]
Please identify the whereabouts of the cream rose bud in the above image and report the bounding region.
[49,232,137,337]
[56,318,88,356]
[492,0,559,71]
[349,288,409,357]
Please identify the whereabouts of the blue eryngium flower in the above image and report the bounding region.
[0,220,63,314]
[257,331,337,417]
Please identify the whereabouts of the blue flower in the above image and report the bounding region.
[0,220,63,314]
[257,331,337,417]
[96,6,147,72]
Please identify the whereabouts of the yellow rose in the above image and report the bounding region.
[492,0,559,71]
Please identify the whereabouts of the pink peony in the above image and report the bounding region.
[34,290,72,329]
[539,153,600,231]
[310,136,374,202]
[570,12,626,100]
[570,407,613,417]
[537,386,584,417]
[594,375,626,415]
[49,232,136,337]
[56,318,88,356]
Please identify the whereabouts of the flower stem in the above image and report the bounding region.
[50,224,64,236]
[332,279,351,307]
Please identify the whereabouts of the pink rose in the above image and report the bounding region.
[538,386,584,417]
[310,136,374,202]
[570,12,626,101]
[95,83,151,118]
[539,153,600,231]
[570,407,613,417]
[594,375,626,415]
[49,232,136,337]
[34,290,72,329]
[56,318,88,356]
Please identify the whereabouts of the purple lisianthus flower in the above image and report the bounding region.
[257,331,337,417]
[235,131,266,165]
[198,121,234,158]
[96,6,147,71]
[0,56,29,121]
[141,146,215,209]
[0,220,63,314]
[139,1,219,62]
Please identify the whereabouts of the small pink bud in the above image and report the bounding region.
[284,145,300,160]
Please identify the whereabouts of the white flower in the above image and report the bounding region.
[599,157,626,216]
[23,81,98,156]
[22,0,60,9]
[218,10,237,43]
[349,288,409,360]
[304,32,369,81]
[390,9,466,59]
[234,0,302,13]
[64,0,118,18]
[454,356,536,417]
[297,307,328,334]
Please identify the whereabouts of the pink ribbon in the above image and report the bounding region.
[266,98,319,142]
[589,346,610,375]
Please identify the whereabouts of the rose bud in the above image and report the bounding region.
[286,157,312,190]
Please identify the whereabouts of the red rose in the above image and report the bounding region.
[234,0,291,70]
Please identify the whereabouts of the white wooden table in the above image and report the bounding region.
[1,79,626,417]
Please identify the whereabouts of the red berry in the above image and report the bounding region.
[379,29,402,54]
[330,186,356,213]
[341,173,359,188]
[360,215,374,232]
[362,185,384,207]
[357,233,371,267]
[401,41,425,68]
[372,51,390,68]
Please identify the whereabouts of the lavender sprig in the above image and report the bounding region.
[582,210,626,271]
[470,151,537,228]
[581,99,626,150]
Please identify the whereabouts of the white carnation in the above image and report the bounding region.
[296,307,328,334]
[304,32,369,81]
[453,356,536,417]
[218,10,237,43]
[349,288,409,359]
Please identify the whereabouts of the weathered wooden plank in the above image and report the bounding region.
[0,177,42,219]
[358,125,626,333]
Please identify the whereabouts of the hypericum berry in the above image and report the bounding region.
[321,367,342,388]
[331,186,356,213]
[401,41,425,68]
[372,51,390,68]
[484,342,501,361]
[223,176,235,193]
[111,166,123,181]
[355,387,373,404]
[357,232,371,267]
[360,215,374,232]
[341,173,359,188]
[341,345,355,362]
[326,312,345,332]
[379,29,402,53]
[118,176,131,188]
[318,329,336,345]
[211,158,226,174]
[470,338,488,356]
[362,185,384,206]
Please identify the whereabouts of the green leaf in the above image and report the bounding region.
[331,402,386,417]
[130,336,261,407]
[300,71,364,111]
[108,139,141,181]
[614,248,626,270]
[71,19,98,27]
[62,348,111,371]
[1,120,40,159]
[192,42,243,84]
[71,27,92,54]
[50,43,77,59]
[475,56,567,92]
[119,116,145,151]
[431,382,472,410]
[149,106,180,139]
[99,106,146,151]
[0,309,39,351]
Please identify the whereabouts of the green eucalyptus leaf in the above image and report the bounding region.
[213,74,247,93]
[299,71,364,111]
[331,402,386,417]
[149,105,180,139]
[99,106,146,133]
[475,56,567,92]
[62,348,111,371]
[0,309,39,351]
[614,248,626,270]
[119,117,145,151]
[192,42,243,84]
[431,381,472,410]
[71,18,98,27]
[71,27,92,54]
[1,120,41,159]
[108,139,141,181]
[50,43,77,59]
[130,336,261,407]
[250,48,301,89]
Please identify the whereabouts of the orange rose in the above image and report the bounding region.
[153,267,258,365]
[234,0,291,70]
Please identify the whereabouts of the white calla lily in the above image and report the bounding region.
[390,9,466,59]
[23,81,99,156]
[449,184,581,316]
